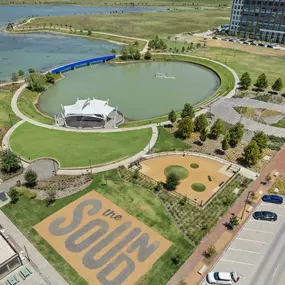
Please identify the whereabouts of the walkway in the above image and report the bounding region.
[0,211,68,285]
[211,98,285,137]
[166,145,285,285]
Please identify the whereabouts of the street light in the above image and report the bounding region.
[241,190,254,219]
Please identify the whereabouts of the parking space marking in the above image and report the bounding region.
[273,264,280,277]
[248,219,279,225]
[261,203,285,209]
[243,228,274,234]
[220,259,255,266]
[227,248,262,254]
[237,238,267,244]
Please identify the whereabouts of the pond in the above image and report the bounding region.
[0,5,166,80]
[39,61,220,121]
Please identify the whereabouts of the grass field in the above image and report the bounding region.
[190,47,285,87]
[153,126,190,152]
[17,89,55,125]
[272,118,285,128]
[10,122,152,167]
[25,8,230,38]
[164,165,189,179]
[2,170,192,285]
[0,91,19,142]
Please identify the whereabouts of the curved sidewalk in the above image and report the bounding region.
[211,98,285,137]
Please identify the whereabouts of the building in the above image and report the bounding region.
[229,0,285,43]
[0,231,22,279]
[59,98,124,128]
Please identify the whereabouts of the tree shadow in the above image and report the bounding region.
[215,149,225,155]
[194,140,203,146]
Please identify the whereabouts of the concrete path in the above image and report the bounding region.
[211,98,285,137]
[0,211,68,285]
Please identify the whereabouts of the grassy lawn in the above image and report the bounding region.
[2,170,192,285]
[272,118,285,128]
[153,126,190,152]
[191,47,285,87]
[164,165,189,179]
[17,89,55,125]
[25,8,230,38]
[10,122,152,167]
[0,91,19,142]
[191,182,206,192]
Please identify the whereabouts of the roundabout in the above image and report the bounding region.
[3,53,238,173]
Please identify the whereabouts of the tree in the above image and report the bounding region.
[272,78,283,92]
[177,116,194,138]
[1,150,21,173]
[221,132,230,151]
[229,215,239,230]
[134,40,139,46]
[181,46,185,52]
[24,169,38,187]
[255,73,268,90]
[134,50,141,60]
[27,73,47,92]
[168,110,177,124]
[181,103,195,119]
[8,188,19,204]
[28,68,35,74]
[210,119,225,140]
[144,50,152,60]
[18,70,25,77]
[111,48,117,55]
[239,72,251,90]
[204,245,217,259]
[194,113,208,132]
[166,172,180,190]
[243,140,260,166]
[200,127,208,142]
[120,46,128,60]
[45,72,55,84]
[229,122,244,147]
[252,131,268,153]
[87,30,92,36]
[11,73,19,82]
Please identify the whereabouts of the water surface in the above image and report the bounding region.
[39,61,220,120]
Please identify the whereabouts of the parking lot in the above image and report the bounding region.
[201,200,285,285]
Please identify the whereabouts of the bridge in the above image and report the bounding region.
[50,55,116,74]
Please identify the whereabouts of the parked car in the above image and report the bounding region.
[253,211,277,221]
[262,194,283,204]
[207,271,239,284]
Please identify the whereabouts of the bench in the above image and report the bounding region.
[198,265,207,275]
[246,206,253,213]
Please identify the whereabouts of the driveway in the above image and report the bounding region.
[201,200,285,285]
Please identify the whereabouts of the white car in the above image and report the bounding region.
[207,271,239,284]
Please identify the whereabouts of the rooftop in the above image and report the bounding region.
[63,98,115,118]
[0,232,17,266]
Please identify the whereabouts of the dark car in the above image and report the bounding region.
[262,195,283,204]
[253,211,277,221]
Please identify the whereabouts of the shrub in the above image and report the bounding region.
[1,150,21,173]
[24,169,38,188]
[8,188,19,204]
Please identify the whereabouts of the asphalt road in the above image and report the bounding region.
[201,201,285,285]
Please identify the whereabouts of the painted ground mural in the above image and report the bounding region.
[34,191,172,285]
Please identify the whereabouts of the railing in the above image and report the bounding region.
[50,55,115,74]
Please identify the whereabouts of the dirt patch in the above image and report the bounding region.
[34,191,172,285]
[140,155,231,205]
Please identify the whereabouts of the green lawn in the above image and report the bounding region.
[10,123,152,167]
[17,89,55,125]
[25,8,230,38]
[2,170,192,285]
[191,47,285,87]
[153,126,190,152]
[272,118,285,128]
[164,165,189,179]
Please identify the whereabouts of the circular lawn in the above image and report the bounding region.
[190,163,199,169]
[164,165,189,180]
[191,183,206,192]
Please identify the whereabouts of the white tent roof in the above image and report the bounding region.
[63,98,115,118]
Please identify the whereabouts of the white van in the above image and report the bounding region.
[206,271,239,284]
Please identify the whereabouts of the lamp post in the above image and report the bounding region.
[241,190,254,219]
[89,159,92,174]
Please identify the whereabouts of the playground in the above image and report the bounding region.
[140,155,234,205]
[34,191,172,285]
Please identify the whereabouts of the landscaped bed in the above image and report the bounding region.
[2,170,192,285]
[9,122,152,167]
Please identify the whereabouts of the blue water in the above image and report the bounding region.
[0,5,166,80]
